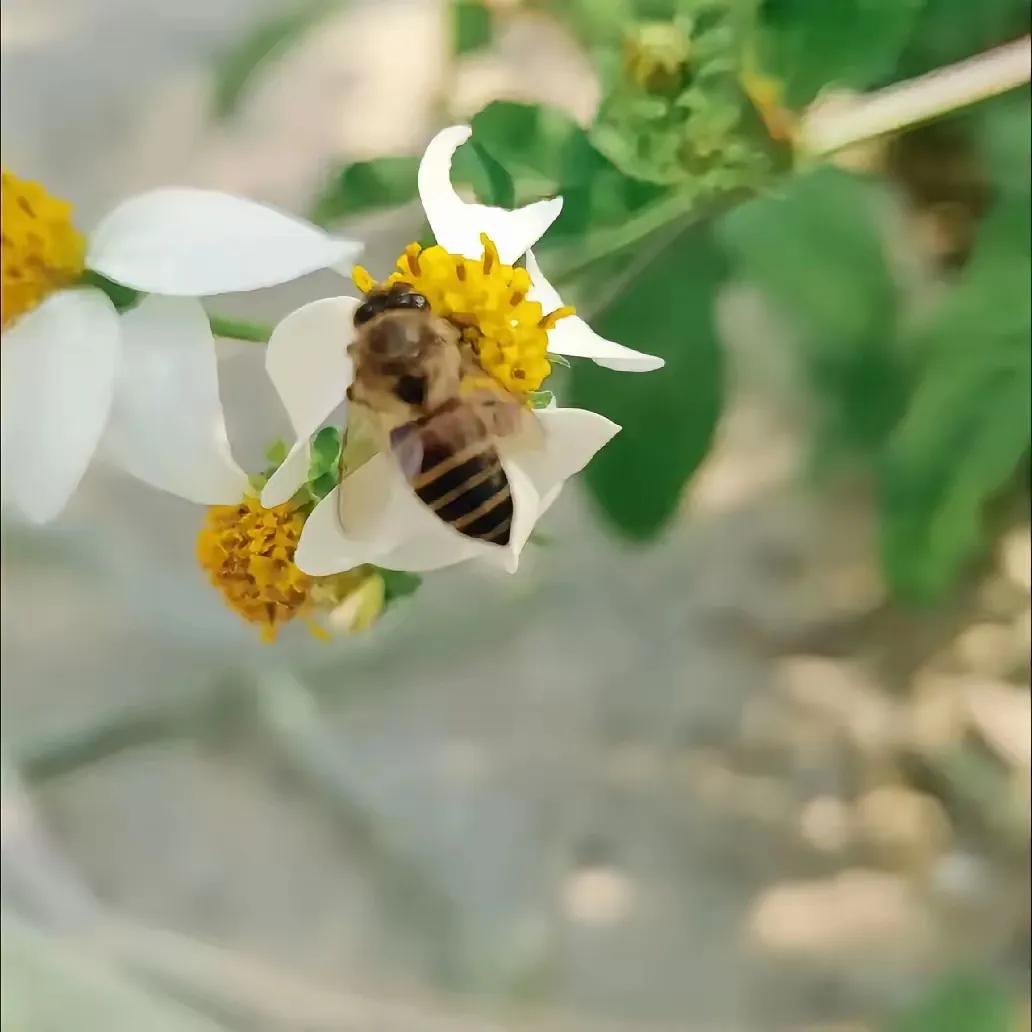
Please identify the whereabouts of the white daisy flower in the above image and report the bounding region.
[259,125,663,576]
[1,170,360,523]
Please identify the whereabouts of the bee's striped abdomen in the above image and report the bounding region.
[404,408,513,546]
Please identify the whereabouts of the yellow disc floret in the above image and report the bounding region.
[352,233,574,396]
[197,495,313,642]
[2,170,86,329]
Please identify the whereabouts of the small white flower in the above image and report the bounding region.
[260,124,663,575]
[1,176,360,523]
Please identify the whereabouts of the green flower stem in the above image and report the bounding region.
[208,314,273,343]
[800,36,1031,157]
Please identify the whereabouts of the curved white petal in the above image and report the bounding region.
[526,251,665,372]
[266,295,356,435]
[294,454,403,575]
[260,437,310,508]
[506,406,620,504]
[87,188,362,296]
[419,126,562,264]
[296,450,490,575]
[1,288,120,523]
[103,296,248,504]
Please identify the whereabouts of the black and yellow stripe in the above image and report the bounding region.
[402,411,513,546]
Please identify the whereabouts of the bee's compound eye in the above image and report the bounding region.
[354,292,391,326]
[395,375,427,406]
[387,291,431,312]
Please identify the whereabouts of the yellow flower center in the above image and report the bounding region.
[2,170,86,329]
[196,495,313,642]
[197,494,387,642]
[352,233,573,396]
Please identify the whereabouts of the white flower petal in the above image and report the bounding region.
[296,449,491,575]
[103,296,248,504]
[294,454,402,575]
[418,125,562,264]
[494,459,542,574]
[0,288,120,523]
[87,188,362,296]
[266,295,356,436]
[260,437,310,508]
[526,251,665,372]
[508,406,621,501]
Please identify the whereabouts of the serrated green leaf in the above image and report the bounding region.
[308,471,339,502]
[452,0,493,56]
[310,155,420,226]
[378,568,423,603]
[880,194,1031,601]
[308,425,342,481]
[718,168,907,461]
[892,972,1013,1032]
[756,0,925,108]
[568,225,727,539]
[212,0,344,119]
[470,100,667,236]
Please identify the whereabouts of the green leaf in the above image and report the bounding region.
[308,425,342,481]
[452,140,516,208]
[307,471,338,501]
[212,0,344,119]
[719,168,907,461]
[528,390,555,409]
[470,100,667,236]
[378,568,423,604]
[880,194,1032,601]
[892,972,1013,1032]
[452,0,493,56]
[756,0,925,108]
[976,92,1032,200]
[897,0,1031,76]
[569,224,728,539]
[310,155,420,226]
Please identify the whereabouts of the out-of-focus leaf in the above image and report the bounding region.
[755,0,925,108]
[470,100,667,237]
[568,225,727,539]
[212,0,344,119]
[310,156,421,226]
[897,0,1031,76]
[452,140,516,208]
[976,92,1032,199]
[719,167,907,460]
[892,971,1013,1032]
[879,193,1031,601]
[452,0,493,56]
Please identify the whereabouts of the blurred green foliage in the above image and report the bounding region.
[891,972,1014,1032]
[216,0,1031,602]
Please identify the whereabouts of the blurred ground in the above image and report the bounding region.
[1,2,1029,1029]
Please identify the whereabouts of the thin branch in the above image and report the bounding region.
[800,36,1032,157]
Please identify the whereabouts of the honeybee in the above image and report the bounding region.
[345,282,533,548]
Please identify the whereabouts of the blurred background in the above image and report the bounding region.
[2,1,1030,1029]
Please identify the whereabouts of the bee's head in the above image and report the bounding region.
[353,282,431,329]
